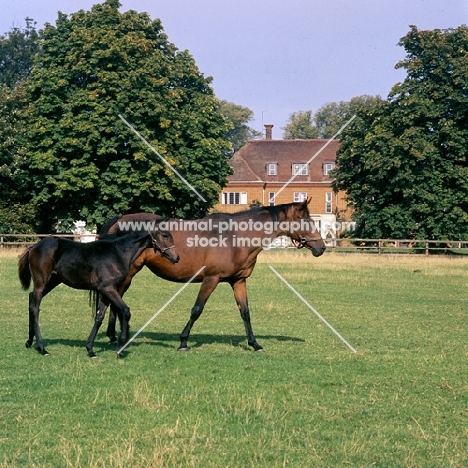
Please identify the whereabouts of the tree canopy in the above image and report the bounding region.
[0,18,39,88]
[21,0,232,230]
[333,25,468,240]
[218,100,261,154]
[282,96,380,140]
[282,110,319,139]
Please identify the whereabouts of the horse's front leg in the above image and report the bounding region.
[179,276,219,351]
[106,306,118,345]
[107,257,145,344]
[230,278,263,351]
[86,297,109,358]
[102,288,132,356]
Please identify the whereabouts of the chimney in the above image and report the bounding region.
[264,124,274,140]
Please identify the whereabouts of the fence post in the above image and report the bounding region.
[425,242,429,256]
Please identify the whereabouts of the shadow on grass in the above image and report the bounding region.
[42,332,305,352]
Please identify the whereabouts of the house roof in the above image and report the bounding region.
[228,139,339,183]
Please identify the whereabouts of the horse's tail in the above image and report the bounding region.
[89,290,103,317]
[18,248,32,290]
[98,215,122,238]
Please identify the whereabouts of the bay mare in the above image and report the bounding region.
[18,230,179,357]
[101,199,326,352]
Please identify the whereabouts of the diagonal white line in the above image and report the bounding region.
[118,114,207,202]
[117,265,206,355]
[269,266,357,353]
[271,114,357,203]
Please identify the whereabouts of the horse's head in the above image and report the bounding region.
[150,230,180,264]
[287,198,326,257]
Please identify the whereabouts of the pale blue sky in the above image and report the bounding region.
[2,0,467,137]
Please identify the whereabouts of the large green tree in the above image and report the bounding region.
[282,110,319,139]
[333,25,468,240]
[218,100,261,154]
[282,97,380,140]
[0,17,39,88]
[0,19,40,232]
[314,96,382,138]
[23,0,232,231]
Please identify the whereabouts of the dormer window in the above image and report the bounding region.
[292,163,308,176]
[267,163,277,176]
[323,162,335,176]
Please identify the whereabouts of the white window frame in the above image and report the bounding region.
[293,192,307,203]
[267,163,277,176]
[323,163,335,176]
[325,192,333,213]
[222,192,247,205]
[268,192,275,206]
[292,163,308,176]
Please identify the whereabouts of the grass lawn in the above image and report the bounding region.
[1,249,467,467]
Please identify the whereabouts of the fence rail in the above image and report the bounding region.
[0,233,96,247]
[1,233,467,255]
[325,238,468,255]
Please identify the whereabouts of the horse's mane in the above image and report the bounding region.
[100,202,305,236]
[99,215,122,237]
[211,204,292,224]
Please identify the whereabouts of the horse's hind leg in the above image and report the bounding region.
[26,292,36,348]
[230,278,263,352]
[27,288,49,355]
[26,276,60,356]
[179,276,219,351]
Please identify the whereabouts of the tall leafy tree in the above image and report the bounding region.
[0,17,39,88]
[218,100,261,154]
[314,96,382,138]
[333,25,468,240]
[282,110,319,139]
[23,0,232,231]
[0,19,40,232]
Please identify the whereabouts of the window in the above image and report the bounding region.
[292,163,308,176]
[267,163,277,176]
[294,192,307,202]
[323,163,335,176]
[325,192,333,213]
[268,192,275,206]
[222,192,247,205]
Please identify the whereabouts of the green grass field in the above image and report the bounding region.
[1,250,467,467]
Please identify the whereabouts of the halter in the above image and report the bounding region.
[291,236,318,250]
[159,244,176,254]
[151,237,176,254]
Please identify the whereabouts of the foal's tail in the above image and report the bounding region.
[18,248,32,290]
[89,290,103,316]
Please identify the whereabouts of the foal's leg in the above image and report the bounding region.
[230,278,263,351]
[26,276,60,356]
[86,296,110,358]
[102,288,132,352]
[107,259,145,344]
[179,276,219,351]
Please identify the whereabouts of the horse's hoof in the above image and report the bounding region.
[25,341,32,349]
[42,350,50,356]
[255,348,265,352]
[178,346,190,352]
[88,352,97,358]
[108,340,118,346]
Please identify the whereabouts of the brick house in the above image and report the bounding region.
[212,124,353,241]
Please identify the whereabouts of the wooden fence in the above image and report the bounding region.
[1,233,467,255]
